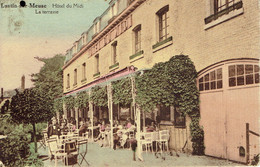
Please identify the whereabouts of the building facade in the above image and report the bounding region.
[62,0,259,164]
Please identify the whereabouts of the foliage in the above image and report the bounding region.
[0,124,30,167]
[135,55,204,155]
[64,95,75,110]
[10,89,54,124]
[136,62,173,112]
[189,117,205,155]
[31,54,65,112]
[112,77,132,107]
[26,123,47,142]
[75,91,89,109]
[165,55,199,116]
[25,152,43,167]
[9,88,53,153]
[54,98,64,114]
[25,144,44,167]
[166,55,204,154]
[90,86,107,107]
[0,114,46,166]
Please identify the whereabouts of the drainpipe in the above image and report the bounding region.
[246,123,250,164]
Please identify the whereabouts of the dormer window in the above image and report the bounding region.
[94,21,100,34]
[111,3,117,16]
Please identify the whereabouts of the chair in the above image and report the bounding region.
[156,130,170,154]
[65,140,78,166]
[140,132,153,153]
[46,136,68,167]
[77,138,89,166]
[151,131,159,152]
[46,136,58,159]
[54,143,68,167]
[38,132,48,149]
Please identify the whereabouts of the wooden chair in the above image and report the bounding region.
[54,143,68,167]
[46,136,58,159]
[156,130,170,154]
[140,132,153,153]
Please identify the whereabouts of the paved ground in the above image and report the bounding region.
[41,142,243,167]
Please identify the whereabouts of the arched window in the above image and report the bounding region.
[198,68,223,91]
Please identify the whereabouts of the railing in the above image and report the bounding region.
[246,123,260,164]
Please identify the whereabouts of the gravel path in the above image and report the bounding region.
[41,143,243,167]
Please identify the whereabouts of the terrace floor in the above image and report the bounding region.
[40,142,243,167]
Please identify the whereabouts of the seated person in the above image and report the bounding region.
[94,120,106,146]
[79,121,88,136]
[47,118,61,138]
[146,121,156,132]
[60,119,69,133]
[126,118,132,129]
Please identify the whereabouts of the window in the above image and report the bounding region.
[228,64,259,87]
[82,63,86,81]
[111,4,116,16]
[174,107,186,127]
[95,54,99,73]
[159,105,170,121]
[156,5,169,42]
[214,0,241,14]
[74,69,77,86]
[199,68,223,91]
[205,0,243,25]
[111,41,117,65]
[133,25,141,54]
[67,74,70,88]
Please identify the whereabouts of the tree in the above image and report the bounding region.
[10,88,53,153]
[32,55,65,100]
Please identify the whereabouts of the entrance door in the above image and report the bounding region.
[199,59,260,163]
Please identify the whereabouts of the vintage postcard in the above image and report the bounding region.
[0,0,259,166]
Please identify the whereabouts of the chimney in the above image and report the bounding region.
[21,75,25,91]
[1,88,3,101]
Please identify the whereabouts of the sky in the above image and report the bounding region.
[0,0,109,91]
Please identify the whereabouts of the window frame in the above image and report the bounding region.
[95,54,100,73]
[174,107,186,128]
[156,5,169,42]
[204,0,243,29]
[159,105,171,122]
[228,64,259,87]
[82,63,86,81]
[133,24,141,54]
[67,73,70,89]
[73,69,77,86]
[199,68,223,92]
[111,41,118,65]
